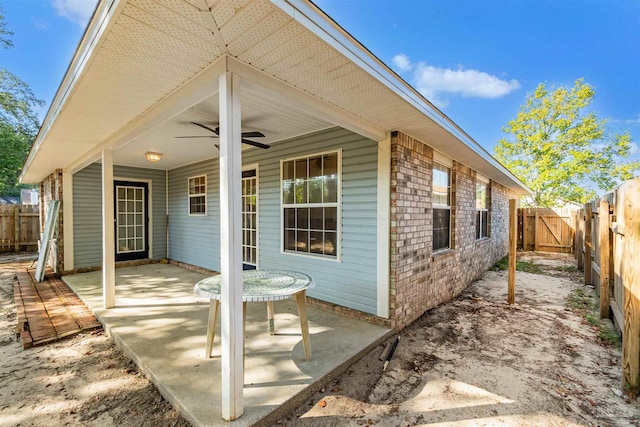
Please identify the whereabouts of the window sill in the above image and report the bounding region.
[432,249,457,262]
[475,237,491,247]
[282,250,342,263]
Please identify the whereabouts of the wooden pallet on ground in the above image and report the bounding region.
[14,268,101,348]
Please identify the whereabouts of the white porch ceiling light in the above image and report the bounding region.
[145,151,163,162]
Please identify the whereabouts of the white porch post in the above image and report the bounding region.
[376,133,391,318]
[102,148,116,308]
[62,171,74,271]
[218,70,244,420]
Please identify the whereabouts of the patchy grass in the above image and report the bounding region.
[567,287,621,349]
[492,257,544,274]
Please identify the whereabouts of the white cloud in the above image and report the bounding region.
[392,54,413,72]
[390,53,520,108]
[630,142,639,155]
[52,0,97,27]
[625,114,640,125]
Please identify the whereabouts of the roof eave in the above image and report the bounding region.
[273,0,531,195]
[20,0,124,184]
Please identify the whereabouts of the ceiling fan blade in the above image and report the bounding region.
[241,131,265,138]
[190,122,219,134]
[175,135,218,138]
[213,126,265,139]
[241,138,270,149]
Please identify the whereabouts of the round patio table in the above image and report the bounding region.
[194,269,315,360]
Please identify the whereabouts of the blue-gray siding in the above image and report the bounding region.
[72,163,167,269]
[167,128,379,314]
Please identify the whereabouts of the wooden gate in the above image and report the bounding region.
[519,207,577,253]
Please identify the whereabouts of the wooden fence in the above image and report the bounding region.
[0,205,39,253]
[576,178,640,391]
[518,207,577,253]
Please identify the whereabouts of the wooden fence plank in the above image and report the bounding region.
[622,180,640,392]
[599,199,611,318]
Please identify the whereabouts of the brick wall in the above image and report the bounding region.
[40,169,64,273]
[390,131,516,329]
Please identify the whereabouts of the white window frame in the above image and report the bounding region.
[475,175,490,240]
[188,174,207,216]
[242,164,259,268]
[280,149,342,262]
[432,161,452,253]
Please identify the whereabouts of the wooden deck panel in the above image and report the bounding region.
[14,268,101,348]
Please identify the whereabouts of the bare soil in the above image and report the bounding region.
[0,254,190,427]
[1,252,638,427]
[273,253,640,427]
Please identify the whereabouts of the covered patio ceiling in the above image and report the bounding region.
[113,81,333,170]
[21,0,529,194]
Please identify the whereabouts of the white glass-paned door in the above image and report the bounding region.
[242,170,257,267]
[116,185,145,254]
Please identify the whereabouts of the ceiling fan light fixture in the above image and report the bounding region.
[145,151,163,162]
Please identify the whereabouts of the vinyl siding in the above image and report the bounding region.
[167,161,219,270]
[167,127,379,314]
[72,163,167,269]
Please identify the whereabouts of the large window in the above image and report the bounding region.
[476,180,490,240]
[188,175,207,215]
[433,162,451,252]
[282,151,340,259]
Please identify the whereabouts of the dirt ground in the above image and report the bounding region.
[275,253,640,427]
[0,254,190,427]
[1,253,639,427]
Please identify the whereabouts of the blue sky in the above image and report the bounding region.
[2,0,639,158]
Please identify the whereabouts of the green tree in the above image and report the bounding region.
[0,5,43,196]
[495,79,638,207]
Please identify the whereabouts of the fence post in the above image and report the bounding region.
[622,180,640,392]
[576,209,584,269]
[599,199,611,318]
[508,199,516,304]
[585,204,593,285]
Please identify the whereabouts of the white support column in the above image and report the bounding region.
[218,70,244,420]
[102,149,116,309]
[376,133,391,318]
[62,171,74,272]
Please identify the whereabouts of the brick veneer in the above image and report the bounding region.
[40,169,64,273]
[390,131,516,329]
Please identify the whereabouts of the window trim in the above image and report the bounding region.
[280,149,342,262]
[187,174,207,216]
[432,161,452,253]
[242,164,259,268]
[475,179,490,240]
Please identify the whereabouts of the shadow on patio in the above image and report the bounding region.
[62,263,390,427]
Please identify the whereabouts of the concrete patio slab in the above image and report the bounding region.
[63,264,391,426]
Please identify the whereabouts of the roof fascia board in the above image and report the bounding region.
[21,0,126,181]
[228,57,385,142]
[273,0,529,193]
[65,57,227,174]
